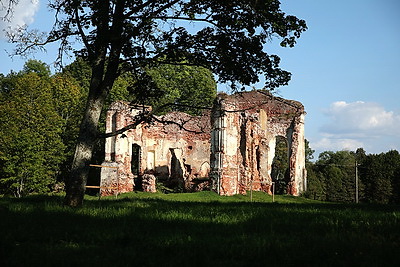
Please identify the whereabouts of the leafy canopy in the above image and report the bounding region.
[0,71,65,196]
[12,0,307,90]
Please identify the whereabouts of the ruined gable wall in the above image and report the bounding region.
[211,91,306,196]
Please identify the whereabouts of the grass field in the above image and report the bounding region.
[1,191,399,266]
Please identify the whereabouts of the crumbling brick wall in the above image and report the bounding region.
[210,90,306,196]
[100,101,211,195]
[100,90,306,197]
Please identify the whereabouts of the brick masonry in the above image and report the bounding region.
[100,90,306,196]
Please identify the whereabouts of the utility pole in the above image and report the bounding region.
[355,161,359,204]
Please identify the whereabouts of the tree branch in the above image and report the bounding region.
[150,114,205,134]
[150,16,219,28]
[124,0,158,18]
[152,102,212,114]
[74,5,92,57]
[99,118,144,138]
[0,0,18,21]
[9,28,80,56]
[99,101,211,139]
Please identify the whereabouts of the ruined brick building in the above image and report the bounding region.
[100,90,306,196]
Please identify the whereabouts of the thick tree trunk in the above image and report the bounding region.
[64,60,119,206]
[64,94,105,207]
[63,0,126,206]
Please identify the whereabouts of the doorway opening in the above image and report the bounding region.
[131,144,141,176]
[271,136,289,194]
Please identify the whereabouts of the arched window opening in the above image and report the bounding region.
[271,136,289,194]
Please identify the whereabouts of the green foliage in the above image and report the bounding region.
[62,57,92,91]
[64,58,217,116]
[50,73,87,182]
[359,150,400,203]
[0,193,399,266]
[271,136,289,194]
[305,139,315,163]
[304,165,326,200]
[0,73,65,196]
[305,147,400,204]
[144,64,217,115]
[0,60,94,195]
[21,59,51,78]
[19,1,307,90]
[108,74,134,105]
[310,151,358,203]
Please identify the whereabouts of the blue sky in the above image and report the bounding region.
[1,0,399,159]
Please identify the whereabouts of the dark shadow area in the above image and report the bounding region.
[0,194,399,267]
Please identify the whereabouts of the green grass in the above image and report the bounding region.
[1,191,399,266]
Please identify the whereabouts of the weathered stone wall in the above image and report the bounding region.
[210,90,306,196]
[101,101,211,195]
[100,90,306,197]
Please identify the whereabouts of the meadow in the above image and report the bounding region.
[1,191,399,266]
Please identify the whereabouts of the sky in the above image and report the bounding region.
[1,0,400,159]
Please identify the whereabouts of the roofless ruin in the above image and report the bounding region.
[100,90,306,196]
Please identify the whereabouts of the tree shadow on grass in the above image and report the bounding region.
[0,195,399,266]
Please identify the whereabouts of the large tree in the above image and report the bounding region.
[0,71,65,197]
[9,0,307,206]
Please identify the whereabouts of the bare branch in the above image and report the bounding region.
[150,114,205,134]
[146,16,219,28]
[74,5,92,57]
[9,28,79,56]
[0,0,18,21]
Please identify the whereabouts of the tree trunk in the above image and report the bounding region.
[63,0,126,206]
[64,93,105,207]
[64,56,119,207]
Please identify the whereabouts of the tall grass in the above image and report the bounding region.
[1,191,399,266]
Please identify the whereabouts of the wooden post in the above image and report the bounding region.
[250,180,253,202]
[272,182,275,203]
[355,161,359,204]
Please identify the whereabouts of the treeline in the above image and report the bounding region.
[305,148,400,204]
[0,59,216,197]
[0,61,84,197]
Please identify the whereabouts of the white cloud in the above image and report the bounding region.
[311,137,364,153]
[321,101,400,137]
[310,101,400,156]
[0,0,40,39]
